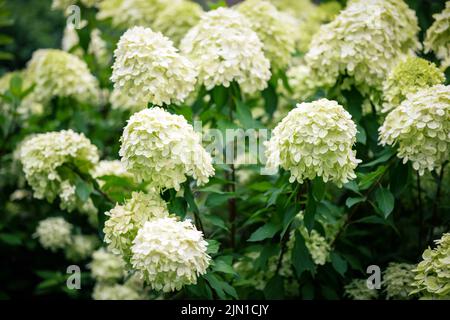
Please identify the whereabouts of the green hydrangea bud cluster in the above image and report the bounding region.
[382,263,417,300]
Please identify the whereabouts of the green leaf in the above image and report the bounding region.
[205,192,233,207]
[255,243,278,270]
[356,124,367,144]
[374,187,395,218]
[344,180,360,194]
[390,161,410,196]
[0,233,22,246]
[75,180,93,202]
[292,230,315,278]
[345,196,366,208]
[358,165,387,190]
[312,177,326,201]
[212,85,227,109]
[304,187,317,232]
[235,98,255,128]
[361,150,394,168]
[204,214,229,231]
[203,273,226,299]
[281,205,298,238]
[221,282,238,299]
[9,74,22,98]
[330,252,347,276]
[168,196,187,219]
[206,239,220,255]
[262,84,278,117]
[264,275,284,299]
[248,223,280,242]
[343,87,363,121]
[248,181,273,192]
[213,260,236,275]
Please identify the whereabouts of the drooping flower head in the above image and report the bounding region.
[382,57,445,112]
[152,0,203,46]
[96,0,167,28]
[344,279,378,300]
[382,263,416,300]
[111,26,197,107]
[90,248,126,282]
[237,0,295,71]
[412,233,450,299]
[120,107,214,191]
[265,99,360,187]
[26,49,100,104]
[379,85,450,175]
[305,0,420,104]
[131,216,210,292]
[104,192,169,258]
[18,130,99,211]
[424,2,450,70]
[34,217,73,252]
[65,234,100,262]
[180,8,271,94]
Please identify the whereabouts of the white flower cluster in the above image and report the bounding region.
[180,8,271,94]
[34,217,73,252]
[424,2,450,70]
[88,29,110,66]
[52,0,98,11]
[120,107,214,191]
[103,192,169,258]
[90,248,126,282]
[131,217,210,292]
[237,0,295,71]
[18,130,99,211]
[152,0,203,46]
[305,0,420,103]
[379,85,450,175]
[96,0,167,28]
[265,99,360,187]
[65,235,99,262]
[382,56,445,113]
[344,279,378,300]
[92,160,132,181]
[382,262,416,300]
[26,49,100,104]
[92,282,142,300]
[109,87,142,113]
[111,26,197,107]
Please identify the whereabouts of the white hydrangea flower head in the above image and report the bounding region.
[237,0,295,71]
[131,217,210,292]
[96,0,167,29]
[104,191,169,258]
[90,248,126,282]
[379,85,450,175]
[382,56,445,113]
[0,71,43,119]
[269,0,315,20]
[382,263,416,300]
[344,279,378,300]
[424,2,450,70]
[111,26,197,107]
[265,99,360,187]
[109,87,142,113]
[34,217,73,252]
[65,235,100,262]
[305,0,420,104]
[180,8,271,94]
[88,28,110,66]
[282,61,321,102]
[152,0,203,46]
[120,107,214,191]
[18,130,99,210]
[26,49,100,104]
[92,160,132,184]
[412,233,450,299]
[92,283,143,300]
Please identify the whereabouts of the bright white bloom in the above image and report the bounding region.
[424,2,450,70]
[152,0,203,46]
[345,279,378,300]
[131,217,210,292]
[379,85,450,175]
[92,160,132,181]
[305,0,420,104]
[88,28,110,66]
[412,233,450,299]
[65,235,100,262]
[237,0,295,71]
[103,192,169,258]
[265,99,360,187]
[96,0,167,29]
[382,56,445,113]
[92,283,143,300]
[382,263,416,300]
[34,217,73,252]
[90,248,126,282]
[120,107,214,191]
[111,26,197,107]
[180,8,271,94]
[26,49,100,104]
[18,130,99,211]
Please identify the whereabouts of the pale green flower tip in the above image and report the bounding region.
[119,107,215,191]
[265,98,361,187]
[130,217,210,292]
[180,7,271,94]
[379,84,450,175]
[111,26,197,107]
[103,191,169,258]
[237,0,296,71]
[34,217,73,252]
[382,56,445,112]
